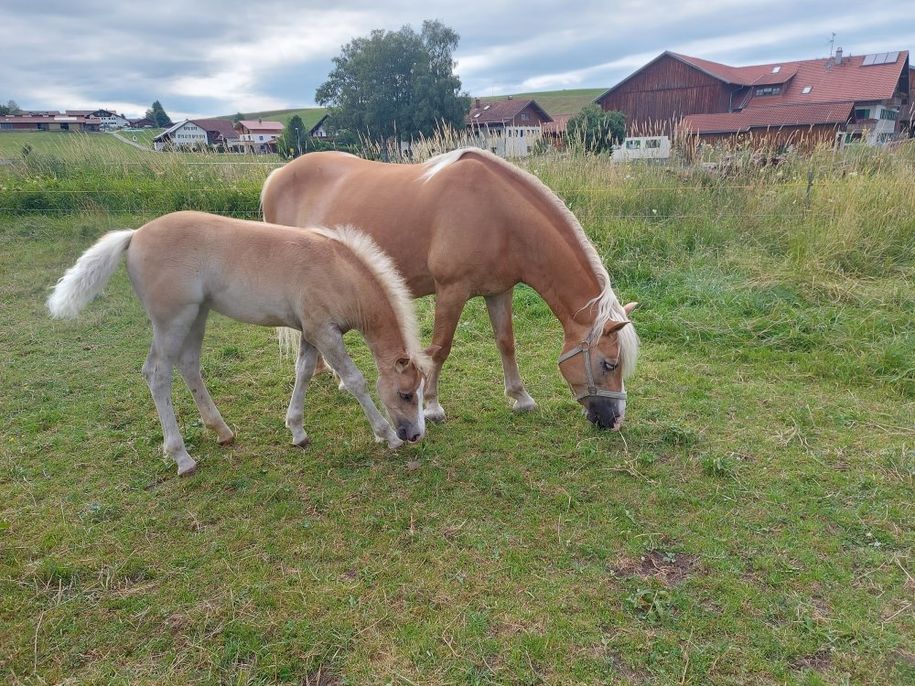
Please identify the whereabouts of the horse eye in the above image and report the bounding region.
[601,360,618,372]
[398,392,414,402]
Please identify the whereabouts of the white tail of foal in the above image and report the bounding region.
[47,229,134,319]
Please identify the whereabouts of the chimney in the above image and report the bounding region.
[258,117,263,123]
[835,47,843,65]
[507,95,513,100]
[474,98,481,109]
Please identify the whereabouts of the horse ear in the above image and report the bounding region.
[602,319,631,336]
[394,356,411,373]
[623,302,639,316]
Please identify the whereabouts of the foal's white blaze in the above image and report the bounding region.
[415,378,426,438]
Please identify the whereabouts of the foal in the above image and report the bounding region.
[48,211,428,475]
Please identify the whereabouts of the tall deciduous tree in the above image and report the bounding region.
[145,100,173,128]
[316,20,468,144]
[567,105,626,154]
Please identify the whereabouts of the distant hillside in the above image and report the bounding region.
[217,108,327,130]
[477,88,605,116]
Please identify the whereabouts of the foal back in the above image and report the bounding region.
[127,211,346,329]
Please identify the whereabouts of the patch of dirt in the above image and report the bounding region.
[611,550,698,586]
[790,648,833,671]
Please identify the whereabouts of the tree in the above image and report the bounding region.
[145,100,173,127]
[276,115,307,159]
[0,100,20,115]
[316,20,468,145]
[232,112,244,123]
[567,104,626,154]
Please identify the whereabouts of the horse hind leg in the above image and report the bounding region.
[485,289,537,412]
[176,307,234,446]
[143,305,202,476]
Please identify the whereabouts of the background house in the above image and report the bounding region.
[466,97,552,157]
[235,119,284,153]
[0,114,101,132]
[154,119,239,151]
[597,49,911,147]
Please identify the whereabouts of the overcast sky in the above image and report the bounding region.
[2,0,913,120]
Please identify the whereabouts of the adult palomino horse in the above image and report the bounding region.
[262,148,639,430]
[47,211,428,475]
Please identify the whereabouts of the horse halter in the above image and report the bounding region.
[557,340,627,402]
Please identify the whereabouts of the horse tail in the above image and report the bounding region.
[47,229,135,318]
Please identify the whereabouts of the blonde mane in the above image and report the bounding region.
[313,225,430,372]
[421,148,639,378]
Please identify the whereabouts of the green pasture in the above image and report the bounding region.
[478,89,606,116]
[0,143,913,684]
[218,108,329,130]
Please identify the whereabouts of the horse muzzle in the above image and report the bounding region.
[396,423,423,443]
[584,396,624,430]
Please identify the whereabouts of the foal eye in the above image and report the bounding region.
[601,360,618,372]
[398,392,414,402]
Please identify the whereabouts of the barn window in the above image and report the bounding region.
[771,66,781,73]
[802,86,812,94]
[755,86,781,96]
[855,108,871,119]
[520,112,529,121]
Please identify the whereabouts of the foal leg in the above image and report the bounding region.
[424,286,469,423]
[143,306,200,476]
[485,288,537,412]
[285,336,318,447]
[176,307,234,445]
[315,329,402,448]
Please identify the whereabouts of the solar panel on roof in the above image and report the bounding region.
[885,51,899,63]
[862,54,876,66]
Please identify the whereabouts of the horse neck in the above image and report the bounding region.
[344,269,408,365]
[515,210,605,344]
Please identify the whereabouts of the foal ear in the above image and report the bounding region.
[623,302,640,316]
[394,356,412,373]
[602,319,631,336]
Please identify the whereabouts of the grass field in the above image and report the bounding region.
[478,89,606,116]
[1,143,913,684]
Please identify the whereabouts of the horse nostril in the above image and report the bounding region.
[397,427,408,440]
[409,432,421,443]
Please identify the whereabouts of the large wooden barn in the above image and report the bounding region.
[596,49,912,146]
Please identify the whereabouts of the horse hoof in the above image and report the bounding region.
[424,405,446,423]
[177,459,198,477]
[511,398,538,413]
[217,432,235,446]
[294,436,311,449]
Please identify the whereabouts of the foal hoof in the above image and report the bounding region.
[423,404,446,423]
[511,398,538,413]
[293,436,311,449]
[177,458,198,477]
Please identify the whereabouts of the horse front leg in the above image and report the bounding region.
[423,285,470,422]
[315,329,402,448]
[485,288,537,413]
[285,336,318,447]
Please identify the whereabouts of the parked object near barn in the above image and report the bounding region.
[262,148,639,430]
[47,212,428,475]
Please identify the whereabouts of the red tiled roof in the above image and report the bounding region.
[191,118,239,140]
[672,51,908,105]
[600,50,909,106]
[681,102,854,134]
[466,99,552,125]
[238,119,284,131]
